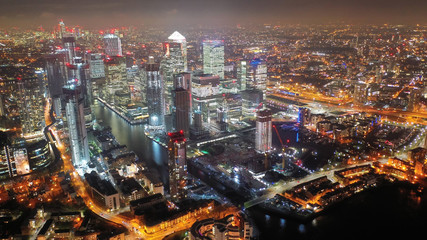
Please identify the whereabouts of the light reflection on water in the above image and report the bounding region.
[93,103,169,185]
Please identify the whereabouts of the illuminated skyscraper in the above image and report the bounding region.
[146,62,164,127]
[203,40,224,79]
[167,31,187,71]
[17,76,45,137]
[167,130,187,202]
[172,72,192,137]
[63,84,89,167]
[353,82,367,106]
[161,31,187,114]
[247,59,267,95]
[58,20,66,39]
[192,73,221,123]
[237,60,248,91]
[88,53,105,79]
[255,109,272,153]
[103,34,122,57]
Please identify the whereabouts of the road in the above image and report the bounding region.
[270,92,427,125]
[45,100,223,239]
[244,159,389,209]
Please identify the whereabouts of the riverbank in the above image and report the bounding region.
[96,98,146,125]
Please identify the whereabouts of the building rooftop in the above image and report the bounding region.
[168,31,186,41]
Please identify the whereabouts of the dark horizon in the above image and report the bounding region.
[1,0,427,29]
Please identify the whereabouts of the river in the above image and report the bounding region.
[93,102,169,184]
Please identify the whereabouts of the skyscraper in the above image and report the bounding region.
[161,31,187,114]
[146,62,164,127]
[353,82,367,106]
[63,84,90,167]
[17,76,45,137]
[168,130,187,202]
[172,72,192,137]
[203,40,225,79]
[172,88,191,138]
[58,20,66,39]
[255,109,272,153]
[88,53,105,79]
[192,73,221,123]
[237,60,248,91]
[247,59,267,95]
[167,31,187,71]
[103,34,123,57]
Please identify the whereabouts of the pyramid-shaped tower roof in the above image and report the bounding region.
[168,31,186,41]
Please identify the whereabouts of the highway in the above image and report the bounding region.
[270,92,427,125]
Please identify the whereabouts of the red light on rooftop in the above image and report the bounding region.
[179,130,183,134]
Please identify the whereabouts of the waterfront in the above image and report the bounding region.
[250,182,427,239]
[93,102,169,185]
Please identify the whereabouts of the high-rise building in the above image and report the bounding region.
[172,88,191,137]
[408,87,422,112]
[247,59,267,95]
[161,31,187,114]
[63,36,76,65]
[58,20,66,39]
[241,89,263,118]
[146,62,164,127]
[167,31,187,71]
[353,82,367,106]
[203,40,224,79]
[45,52,68,99]
[17,76,45,137]
[88,53,105,79]
[103,34,122,57]
[63,84,90,167]
[255,109,272,153]
[192,73,221,123]
[237,60,248,91]
[168,130,187,202]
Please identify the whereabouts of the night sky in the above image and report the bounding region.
[0,0,427,28]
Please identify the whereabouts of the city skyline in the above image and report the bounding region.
[0,1,427,239]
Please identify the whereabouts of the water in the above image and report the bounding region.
[250,182,427,239]
[93,102,169,184]
[94,104,427,239]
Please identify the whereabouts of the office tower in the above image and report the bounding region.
[237,60,248,91]
[408,87,422,112]
[255,109,272,153]
[353,82,367,106]
[167,31,187,71]
[63,84,89,167]
[88,53,105,79]
[167,130,187,202]
[62,36,76,64]
[173,72,192,125]
[103,56,127,103]
[298,108,311,127]
[146,63,164,127]
[58,20,66,39]
[103,34,122,57]
[247,59,267,95]
[172,88,190,137]
[45,52,68,99]
[192,73,221,124]
[203,40,225,79]
[17,76,45,137]
[161,31,187,114]
[241,89,263,118]
[174,72,191,90]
